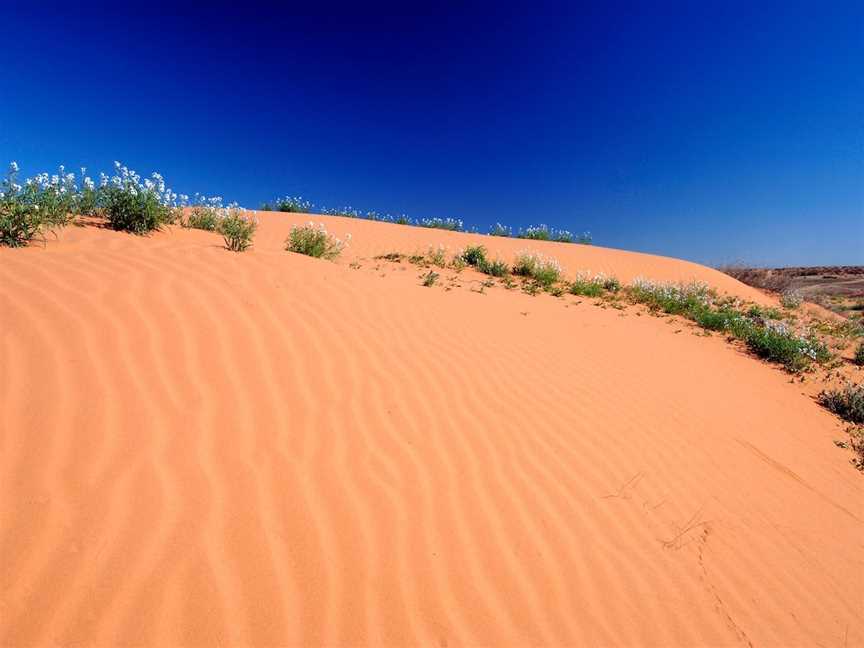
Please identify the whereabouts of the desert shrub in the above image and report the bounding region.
[744,323,828,371]
[628,279,713,316]
[286,222,349,259]
[513,251,562,288]
[819,384,864,424]
[489,222,511,237]
[395,214,411,225]
[575,232,592,244]
[780,290,803,309]
[627,278,830,371]
[518,224,552,241]
[422,270,439,286]
[461,244,487,267]
[321,206,360,218]
[420,217,463,231]
[0,162,80,246]
[268,196,312,213]
[184,197,224,231]
[425,244,448,267]
[855,342,864,366]
[0,202,43,247]
[570,272,618,297]
[479,258,509,277]
[102,162,177,234]
[219,208,257,251]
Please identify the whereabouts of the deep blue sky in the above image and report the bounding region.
[3,1,862,266]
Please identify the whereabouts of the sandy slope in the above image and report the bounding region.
[1,212,861,647]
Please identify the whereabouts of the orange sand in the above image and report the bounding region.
[1,212,861,646]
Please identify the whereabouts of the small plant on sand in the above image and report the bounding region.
[426,244,448,267]
[575,232,592,244]
[422,270,439,287]
[184,196,224,231]
[512,251,562,288]
[266,196,313,213]
[461,244,487,267]
[743,322,829,371]
[419,217,463,231]
[450,254,467,272]
[780,290,803,309]
[218,207,257,251]
[489,222,511,237]
[286,222,349,259]
[819,384,864,424]
[479,258,509,277]
[855,342,864,367]
[102,162,178,234]
[569,272,616,297]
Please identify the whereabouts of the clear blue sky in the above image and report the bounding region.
[3,1,862,266]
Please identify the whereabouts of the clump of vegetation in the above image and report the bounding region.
[264,196,312,212]
[489,222,511,237]
[376,252,405,262]
[569,272,619,297]
[422,270,439,287]
[627,278,830,372]
[184,197,224,231]
[102,162,180,234]
[743,322,830,371]
[855,342,864,366]
[461,244,487,267]
[420,217,463,231]
[780,290,803,309]
[219,208,257,252]
[479,258,509,277]
[512,251,562,289]
[426,244,448,267]
[286,222,349,259]
[846,428,864,471]
[819,384,864,424]
[0,162,82,246]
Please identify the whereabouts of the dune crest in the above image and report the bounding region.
[1,213,860,646]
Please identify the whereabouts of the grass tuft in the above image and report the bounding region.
[819,384,864,424]
[219,208,257,252]
[286,222,349,259]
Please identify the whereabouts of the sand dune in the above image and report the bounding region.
[1,212,861,647]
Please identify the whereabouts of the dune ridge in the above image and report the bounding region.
[1,212,861,646]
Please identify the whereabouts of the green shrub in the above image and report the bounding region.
[819,384,864,424]
[426,245,448,267]
[744,325,826,371]
[854,342,864,366]
[780,290,803,309]
[0,201,43,247]
[268,196,312,212]
[0,162,75,246]
[489,222,511,237]
[461,244,487,267]
[626,278,831,372]
[479,258,509,277]
[420,217,463,231]
[569,273,617,297]
[513,251,562,288]
[219,209,257,252]
[422,270,439,287]
[184,204,221,231]
[286,222,348,259]
[103,186,171,234]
